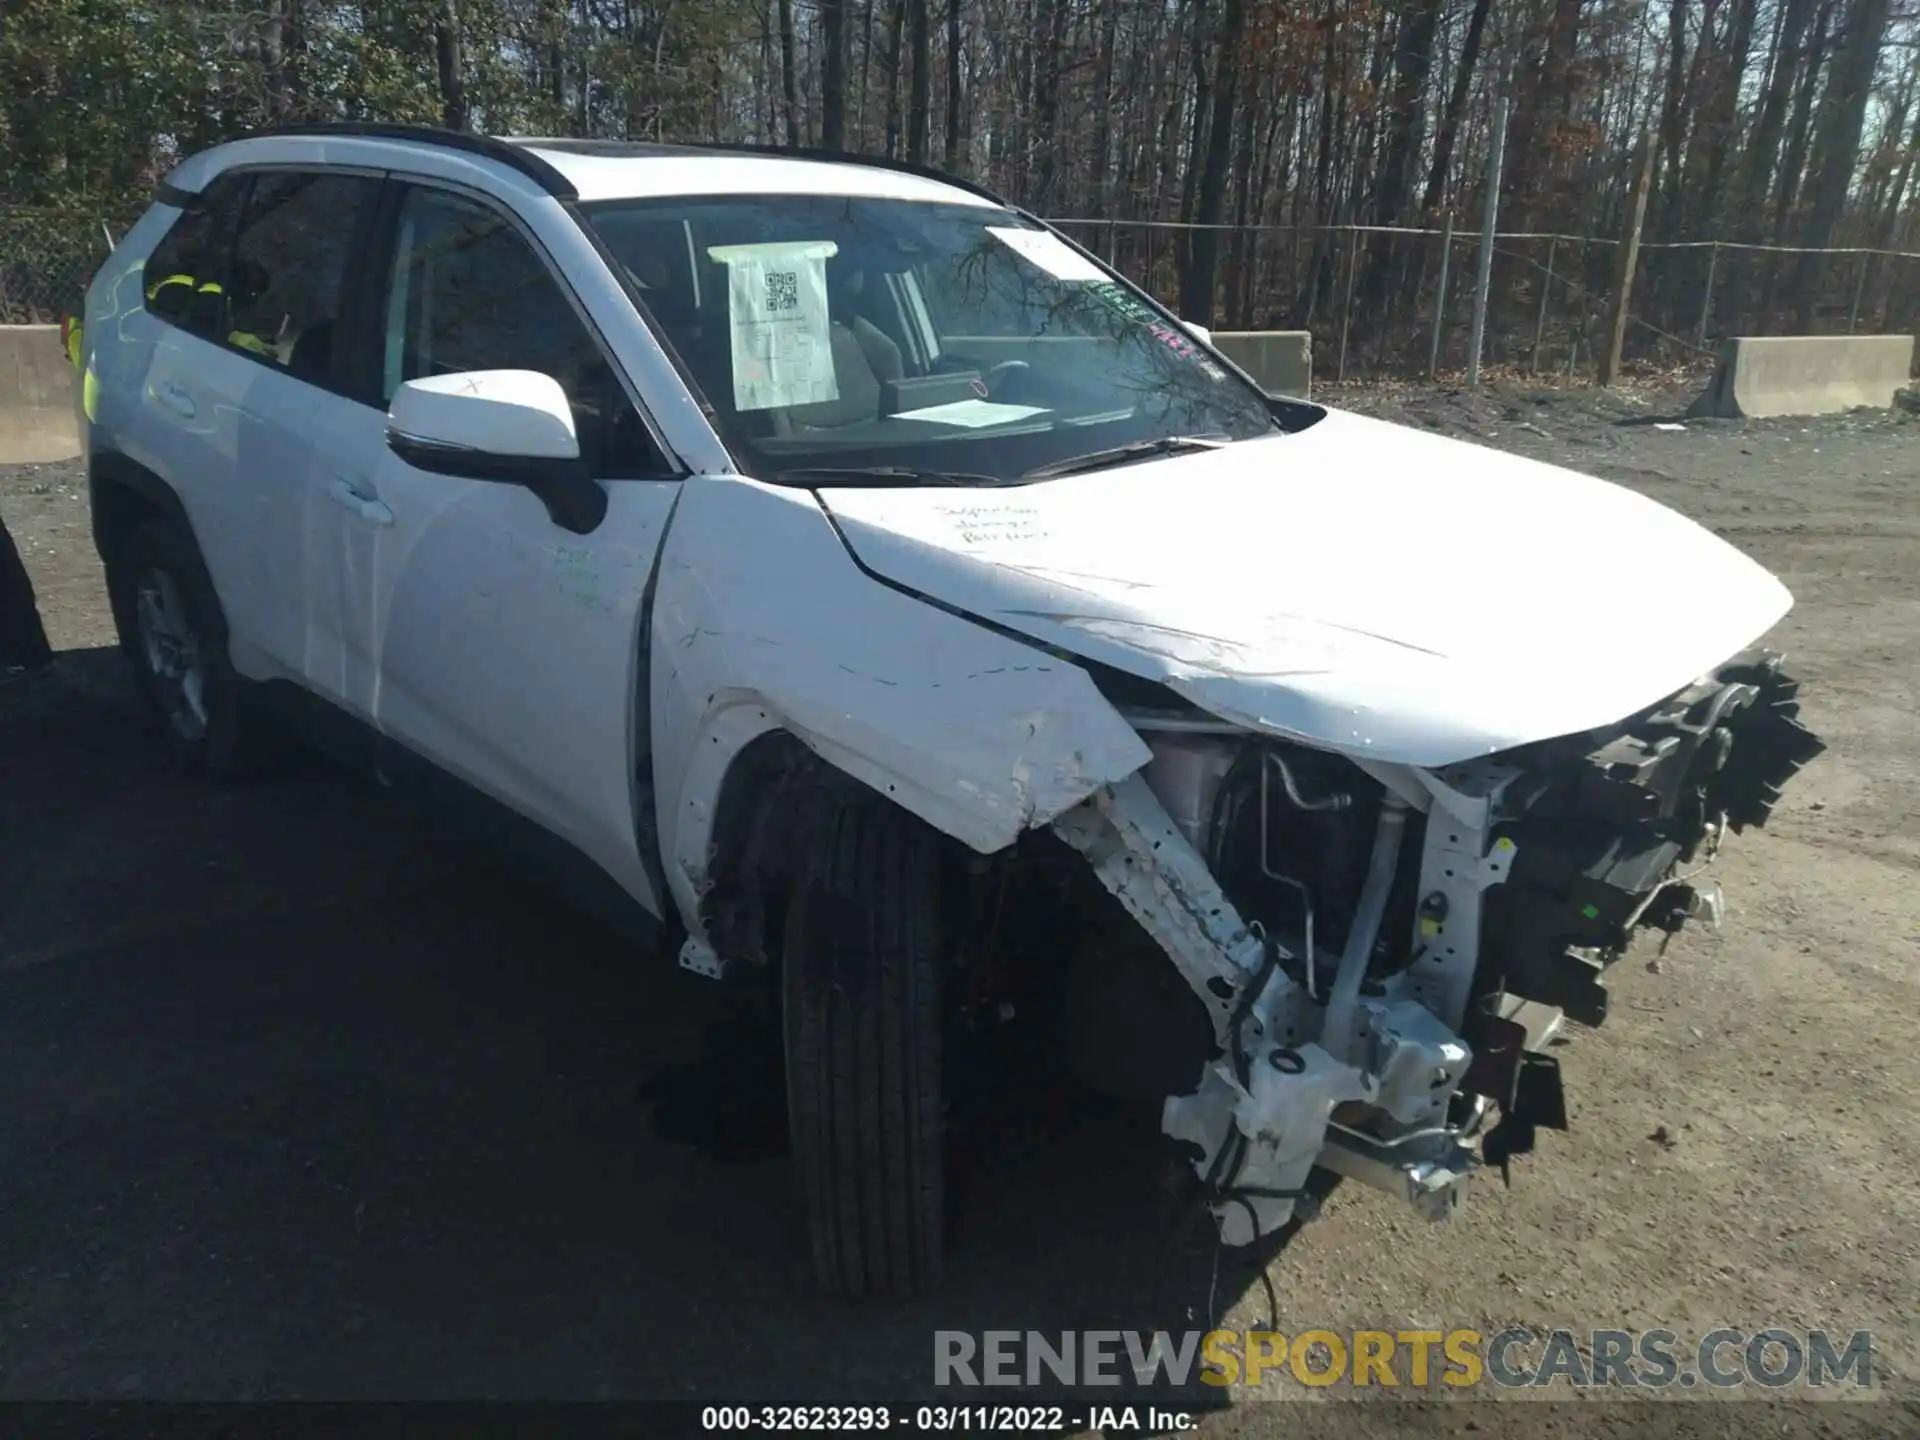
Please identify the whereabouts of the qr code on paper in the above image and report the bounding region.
[765,270,799,312]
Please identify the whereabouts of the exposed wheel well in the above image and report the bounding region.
[697,729,1215,1102]
[701,731,989,971]
[701,731,830,968]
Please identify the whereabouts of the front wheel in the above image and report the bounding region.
[782,783,946,1299]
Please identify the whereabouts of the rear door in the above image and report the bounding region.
[138,167,382,685]
[318,180,683,917]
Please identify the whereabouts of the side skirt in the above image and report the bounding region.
[255,679,669,954]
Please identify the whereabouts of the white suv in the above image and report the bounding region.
[77,124,1822,1299]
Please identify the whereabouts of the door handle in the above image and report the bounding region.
[154,380,196,419]
[328,476,395,527]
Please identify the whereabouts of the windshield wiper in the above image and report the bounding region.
[774,465,1016,488]
[1021,434,1234,481]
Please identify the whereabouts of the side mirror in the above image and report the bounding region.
[386,369,608,535]
[1181,321,1212,346]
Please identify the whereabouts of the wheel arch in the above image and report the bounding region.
[655,677,1157,962]
[89,448,193,571]
[673,706,1003,970]
[87,448,235,662]
[698,725,819,969]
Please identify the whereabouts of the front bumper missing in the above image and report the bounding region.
[1480,651,1824,1029]
[1056,649,1822,1246]
[1316,1123,1478,1223]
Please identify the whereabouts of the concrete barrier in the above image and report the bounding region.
[1210,330,1313,397]
[1688,334,1915,420]
[0,325,80,463]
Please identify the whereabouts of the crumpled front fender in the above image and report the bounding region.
[649,475,1152,943]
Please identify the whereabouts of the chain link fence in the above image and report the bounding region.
[1047,216,1920,382]
[6,202,1916,384]
[0,208,139,324]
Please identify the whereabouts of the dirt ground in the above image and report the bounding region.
[2,382,1916,1435]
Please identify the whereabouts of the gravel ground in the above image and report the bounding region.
[2,382,1916,1436]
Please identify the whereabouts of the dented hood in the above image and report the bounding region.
[816,406,1794,767]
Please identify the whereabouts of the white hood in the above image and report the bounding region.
[816,406,1794,768]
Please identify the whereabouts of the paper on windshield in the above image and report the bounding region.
[707,240,840,411]
[986,227,1108,283]
[893,398,1049,429]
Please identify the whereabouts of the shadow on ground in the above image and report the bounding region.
[0,648,1291,1405]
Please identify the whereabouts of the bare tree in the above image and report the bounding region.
[822,0,849,148]
[944,0,962,167]
[1790,0,1897,325]
[1421,0,1493,216]
[436,0,469,130]
[907,0,931,162]
[13,0,1920,365]
[778,0,801,144]
[1178,0,1246,322]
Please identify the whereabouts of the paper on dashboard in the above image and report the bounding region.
[986,227,1108,283]
[892,398,1049,429]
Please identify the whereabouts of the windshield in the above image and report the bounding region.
[581,195,1280,484]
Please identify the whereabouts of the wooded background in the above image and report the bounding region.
[5,0,1919,375]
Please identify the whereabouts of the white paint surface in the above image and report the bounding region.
[817,407,1796,767]
[648,474,1152,944]
[388,369,581,458]
[524,147,1004,208]
[87,173,698,920]
[110,301,371,692]
[321,455,679,918]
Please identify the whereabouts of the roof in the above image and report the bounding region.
[159,124,1007,213]
[514,140,1002,209]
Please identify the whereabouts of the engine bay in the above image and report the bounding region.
[1003,649,1827,1243]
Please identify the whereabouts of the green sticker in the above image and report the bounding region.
[1580,904,1601,919]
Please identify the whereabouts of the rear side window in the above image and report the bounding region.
[223,171,378,384]
[142,174,248,336]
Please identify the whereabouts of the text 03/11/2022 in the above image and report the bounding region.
[699,1404,1198,1432]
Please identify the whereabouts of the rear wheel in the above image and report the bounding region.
[106,517,289,777]
[782,782,947,1299]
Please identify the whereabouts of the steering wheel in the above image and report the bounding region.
[981,359,1030,398]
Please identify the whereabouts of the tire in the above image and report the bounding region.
[782,782,946,1299]
[105,517,289,778]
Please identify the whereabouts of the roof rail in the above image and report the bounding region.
[501,136,1013,209]
[219,124,1014,211]
[238,123,579,199]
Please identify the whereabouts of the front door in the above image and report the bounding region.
[323,182,683,918]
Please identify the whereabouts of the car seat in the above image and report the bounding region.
[833,268,907,386]
[288,321,333,382]
[780,322,886,431]
[772,265,901,433]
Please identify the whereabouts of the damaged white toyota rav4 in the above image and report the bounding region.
[79,125,1822,1299]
